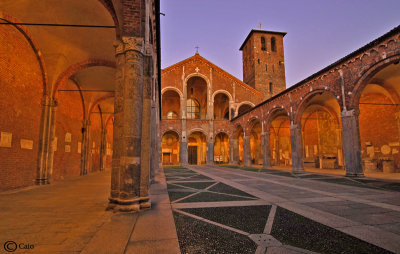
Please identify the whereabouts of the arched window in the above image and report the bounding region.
[166,111,178,119]
[261,37,266,51]
[271,37,276,52]
[187,98,200,119]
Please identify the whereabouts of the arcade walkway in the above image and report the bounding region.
[1,165,400,253]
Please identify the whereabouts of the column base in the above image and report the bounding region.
[107,196,151,213]
[345,173,364,178]
[35,178,50,185]
[292,167,305,173]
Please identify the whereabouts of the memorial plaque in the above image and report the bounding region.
[20,139,33,150]
[65,132,72,142]
[65,145,71,152]
[0,132,12,147]
[78,142,82,154]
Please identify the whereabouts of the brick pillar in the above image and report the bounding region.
[341,109,363,177]
[244,135,251,167]
[290,123,304,172]
[108,37,147,212]
[262,131,272,169]
[100,129,107,172]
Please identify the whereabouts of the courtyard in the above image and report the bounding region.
[1,166,400,253]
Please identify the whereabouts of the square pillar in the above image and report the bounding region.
[262,131,272,169]
[341,109,363,177]
[244,135,251,167]
[290,123,304,172]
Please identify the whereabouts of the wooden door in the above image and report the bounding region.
[188,146,197,165]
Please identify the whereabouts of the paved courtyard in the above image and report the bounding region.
[1,166,400,253]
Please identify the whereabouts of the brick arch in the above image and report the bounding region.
[88,94,115,118]
[0,14,48,95]
[161,87,183,99]
[214,131,230,140]
[162,130,181,139]
[97,0,120,37]
[68,79,86,122]
[294,89,340,125]
[187,128,207,138]
[351,54,400,109]
[212,90,233,102]
[233,123,244,139]
[246,117,262,136]
[301,104,341,129]
[53,59,116,98]
[265,107,290,126]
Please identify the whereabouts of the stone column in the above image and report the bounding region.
[47,99,58,182]
[244,135,251,167]
[290,123,304,172]
[150,77,160,182]
[80,120,91,175]
[36,96,57,185]
[108,37,147,212]
[229,138,237,164]
[207,140,214,166]
[341,109,363,177]
[99,129,107,172]
[180,140,188,166]
[262,131,272,169]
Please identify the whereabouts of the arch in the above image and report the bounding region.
[249,119,263,165]
[161,129,181,139]
[97,0,120,37]
[214,132,230,164]
[88,93,115,117]
[212,90,233,102]
[213,92,231,120]
[237,101,255,116]
[294,89,340,125]
[53,59,116,97]
[161,130,180,165]
[188,128,207,138]
[161,86,183,99]
[186,75,209,119]
[162,88,181,119]
[0,15,47,95]
[266,107,290,126]
[351,54,400,109]
[187,131,207,165]
[68,79,86,121]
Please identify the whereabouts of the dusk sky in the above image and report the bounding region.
[160,0,400,87]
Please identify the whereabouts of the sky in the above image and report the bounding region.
[160,0,400,87]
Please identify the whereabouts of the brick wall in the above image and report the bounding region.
[0,24,43,190]
[53,80,83,180]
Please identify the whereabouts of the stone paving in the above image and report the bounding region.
[1,165,400,253]
[177,165,400,253]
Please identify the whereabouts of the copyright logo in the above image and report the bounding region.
[4,241,17,252]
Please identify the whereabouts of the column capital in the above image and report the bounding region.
[115,37,145,56]
[341,108,360,118]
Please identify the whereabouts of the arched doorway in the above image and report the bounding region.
[214,132,229,164]
[161,131,180,165]
[234,125,245,164]
[249,120,262,166]
[300,93,343,170]
[188,131,207,165]
[358,62,400,175]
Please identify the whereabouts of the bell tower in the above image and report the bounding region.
[240,30,287,100]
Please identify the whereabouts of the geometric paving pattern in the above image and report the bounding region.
[165,166,394,254]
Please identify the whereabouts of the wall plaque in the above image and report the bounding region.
[65,145,71,153]
[78,142,82,154]
[20,139,33,150]
[65,132,72,142]
[0,132,12,147]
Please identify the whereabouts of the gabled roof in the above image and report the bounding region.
[239,29,287,50]
[162,53,263,97]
